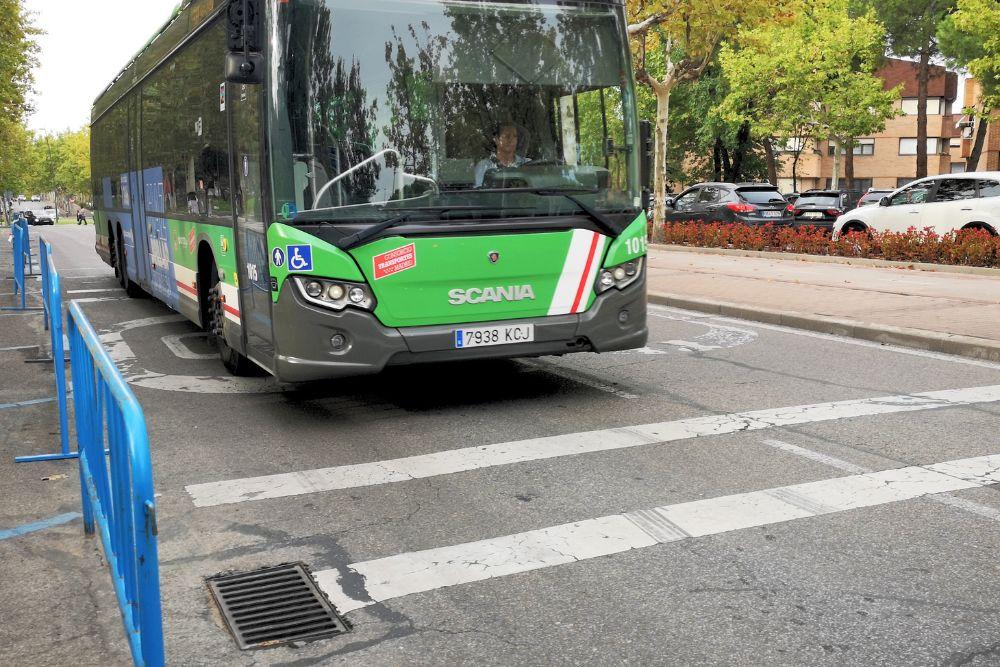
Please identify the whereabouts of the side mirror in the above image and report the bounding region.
[225,52,264,85]
[225,0,263,84]
[665,197,675,208]
[638,120,653,191]
[878,196,890,207]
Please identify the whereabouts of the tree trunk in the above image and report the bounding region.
[728,121,752,182]
[792,149,801,192]
[721,145,732,181]
[763,138,777,185]
[967,113,989,171]
[916,48,930,179]
[713,139,722,182]
[831,140,840,190]
[844,142,855,195]
[652,85,671,226]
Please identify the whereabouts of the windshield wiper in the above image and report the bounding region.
[335,213,413,250]
[463,187,626,236]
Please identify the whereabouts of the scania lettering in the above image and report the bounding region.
[90,0,650,381]
[449,285,536,305]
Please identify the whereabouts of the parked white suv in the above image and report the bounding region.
[832,172,1000,238]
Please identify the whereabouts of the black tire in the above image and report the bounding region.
[207,272,255,376]
[961,223,997,236]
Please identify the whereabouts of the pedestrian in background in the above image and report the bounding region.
[76,208,87,225]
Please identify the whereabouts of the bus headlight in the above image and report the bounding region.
[293,276,375,311]
[595,257,643,293]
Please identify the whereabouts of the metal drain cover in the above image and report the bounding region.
[207,563,349,649]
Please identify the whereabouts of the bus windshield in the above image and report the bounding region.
[271,0,639,224]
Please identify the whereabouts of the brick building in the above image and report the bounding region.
[775,58,984,194]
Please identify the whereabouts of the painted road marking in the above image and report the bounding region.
[762,438,1000,522]
[95,314,281,394]
[187,384,1000,507]
[0,512,81,541]
[314,453,1000,614]
[161,333,216,360]
[650,306,1000,371]
[0,345,38,352]
[66,288,120,294]
[517,359,639,399]
[0,397,56,410]
[654,312,758,353]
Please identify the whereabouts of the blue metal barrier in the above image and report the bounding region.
[68,300,164,666]
[3,218,40,311]
[15,238,74,463]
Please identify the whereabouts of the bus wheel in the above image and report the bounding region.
[208,277,255,376]
[115,227,142,298]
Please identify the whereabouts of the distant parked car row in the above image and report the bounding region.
[834,173,999,239]
[661,174,999,238]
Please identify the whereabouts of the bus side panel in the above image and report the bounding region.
[142,167,180,310]
[166,218,239,330]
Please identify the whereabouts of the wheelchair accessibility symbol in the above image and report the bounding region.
[286,244,313,272]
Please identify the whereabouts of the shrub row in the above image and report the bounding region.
[653,221,1000,268]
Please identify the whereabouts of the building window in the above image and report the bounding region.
[776,137,806,153]
[950,162,966,173]
[896,177,913,188]
[901,98,943,115]
[830,140,875,156]
[823,178,873,192]
[899,138,941,155]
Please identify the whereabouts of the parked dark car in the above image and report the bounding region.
[664,183,792,226]
[856,189,893,207]
[33,208,56,225]
[791,190,847,230]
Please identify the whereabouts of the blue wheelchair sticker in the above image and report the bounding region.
[272,246,285,268]
[286,244,313,272]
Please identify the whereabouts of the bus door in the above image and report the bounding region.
[229,82,274,359]
[127,94,152,288]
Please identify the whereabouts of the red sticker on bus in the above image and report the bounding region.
[188,228,196,253]
[373,243,417,280]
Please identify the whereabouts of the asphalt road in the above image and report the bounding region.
[3,226,1000,666]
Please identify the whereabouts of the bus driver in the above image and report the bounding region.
[474,123,528,187]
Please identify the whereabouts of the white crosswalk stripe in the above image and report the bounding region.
[186,384,1000,507]
[314,453,1000,614]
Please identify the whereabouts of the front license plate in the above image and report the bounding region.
[455,324,535,348]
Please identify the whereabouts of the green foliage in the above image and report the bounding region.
[862,0,954,60]
[0,0,39,193]
[716,0,899,156]
[938,0,1000,109]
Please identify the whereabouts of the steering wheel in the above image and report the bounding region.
[521,159,564,168]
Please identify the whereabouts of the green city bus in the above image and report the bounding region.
[91,0,650,381]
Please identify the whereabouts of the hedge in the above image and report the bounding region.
[653,221,1000,269]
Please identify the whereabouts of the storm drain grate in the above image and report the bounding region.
[207,563,349,649]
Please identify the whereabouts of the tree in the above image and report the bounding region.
[717,0,899,191]
[860,0,955,179]
[626,0,787,224]
[0,0,39,195]
[938,0,1000,170]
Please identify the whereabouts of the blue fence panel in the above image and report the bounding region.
[68,301,164,667]
[3,219,30,310]
[15,238,74,463]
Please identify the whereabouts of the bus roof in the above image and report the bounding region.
[91,0,224,122]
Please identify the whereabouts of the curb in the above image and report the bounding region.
[653,244,1000,278]
[648,292,1000,363]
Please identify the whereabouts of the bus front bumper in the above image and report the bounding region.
[271,276,648,383]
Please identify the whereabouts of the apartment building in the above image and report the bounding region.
[776,58,968,194]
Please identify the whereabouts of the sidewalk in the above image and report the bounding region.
[646,246,1000,362]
